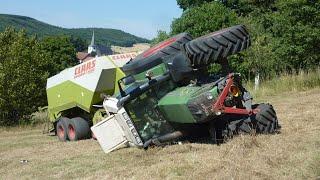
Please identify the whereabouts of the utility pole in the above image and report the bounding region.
[254,71,260,91]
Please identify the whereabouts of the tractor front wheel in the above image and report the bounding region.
[254,103,280,134]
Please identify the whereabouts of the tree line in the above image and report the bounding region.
[0,28,83,125]
[153,0,320,78]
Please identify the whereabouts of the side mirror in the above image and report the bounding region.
[118,75,135,97]
[122,75,135,85]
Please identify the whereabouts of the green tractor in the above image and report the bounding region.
[47,25,280,152]
[111,24,280,149]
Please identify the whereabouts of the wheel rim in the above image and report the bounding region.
[91,131,97,140]
[57,125,65,139]
[68,124,76,140]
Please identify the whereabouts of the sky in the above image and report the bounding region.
[0,0,183,39]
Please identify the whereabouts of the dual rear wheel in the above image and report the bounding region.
[56,117,90,141]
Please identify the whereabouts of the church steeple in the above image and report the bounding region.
[90,31,95,46]
[88,30,97,54]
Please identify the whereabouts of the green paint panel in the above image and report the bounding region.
[158,85,219,124]
[158,86,199,123]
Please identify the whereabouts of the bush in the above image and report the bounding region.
[30,107,49,125]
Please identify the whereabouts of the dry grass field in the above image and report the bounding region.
[111,43,150,54]
[0,88,319,179]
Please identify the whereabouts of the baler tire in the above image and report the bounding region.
[56,117,69,141]
[183,25,250,67]
[255,103,280,134]
[67,117,90,141]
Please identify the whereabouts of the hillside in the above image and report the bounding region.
[0,14,149,47]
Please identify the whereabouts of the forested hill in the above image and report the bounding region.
[0,14,149,47]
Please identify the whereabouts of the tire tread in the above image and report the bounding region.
[183,25,250,67]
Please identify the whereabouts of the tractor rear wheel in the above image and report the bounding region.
[56,117,69,141]
[67,117,90,141]
[183,25,250,68]
[122,33,192,75]
[255,103,280,134]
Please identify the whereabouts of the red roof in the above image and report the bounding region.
[76,52,94,62]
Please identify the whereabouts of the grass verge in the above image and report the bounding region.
[245,69,320,99]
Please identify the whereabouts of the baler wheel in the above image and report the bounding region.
[183,25,250,67]
[91,131,97,140]
[67,117,90,141]
[255,103,280,134]
[56,117,69,141]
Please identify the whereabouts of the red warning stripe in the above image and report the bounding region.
[143,38,177,58]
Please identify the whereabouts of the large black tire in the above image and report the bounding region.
[66,117,90,141]
[255,103,280,134]
[183,25,250,67]
[122,33,192,75]
[56,117,69,141]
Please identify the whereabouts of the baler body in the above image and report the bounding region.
[46,54,138,122]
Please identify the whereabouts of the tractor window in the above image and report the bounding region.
[124,89,174,142]
[152,79,176,99]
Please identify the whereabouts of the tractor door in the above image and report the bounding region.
[123,80,175,143]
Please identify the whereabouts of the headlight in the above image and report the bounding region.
[230,85,240,97]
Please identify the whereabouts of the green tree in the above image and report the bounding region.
[39,36,77,76]
[151,30,170,45]
[176,0,274,14]
[70,36,87,52]
[171,2,238,37]
[0,28,49,125]
[235,0,320,78]
[0,28,79,125]
[177,0,214,10]
[173,0,320,78]
[270,0,320,71]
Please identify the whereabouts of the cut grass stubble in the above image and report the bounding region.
[1,71,320,179]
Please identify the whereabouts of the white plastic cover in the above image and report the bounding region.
[91,115,128,153]
[91,108,143,153]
